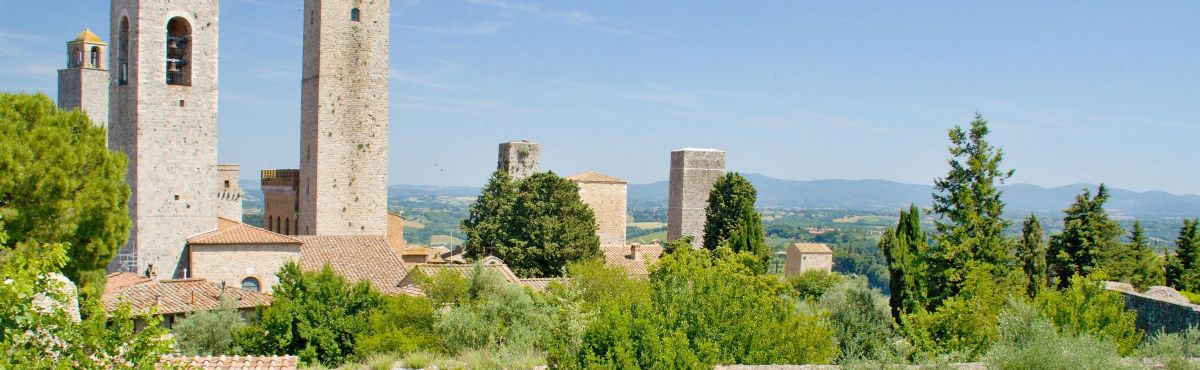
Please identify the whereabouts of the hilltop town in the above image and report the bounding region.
[2,1,1200,370]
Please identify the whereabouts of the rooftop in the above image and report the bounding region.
[70,28,105,45]
[789,243,833,254]
[188,218,301,245]
[102,273,273,315]
[158,355,298,370]
[602,244,664,278]
[566,171,627,184]
[298,235,409,294]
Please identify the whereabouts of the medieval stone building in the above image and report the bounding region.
[498,141,541,179]
[261,169,300,235]
[299,0,391,236]
[667,148,726,248]
[57,28,109,126]
[567,172,628,247]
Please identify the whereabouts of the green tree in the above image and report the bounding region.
[1017,214,1049,297]
[702,173,769,262]
[929,113,1016,304]
[235,262,383,367]
[878,205,929,320]
[461,171,601,278]
[1047,185,1124,286]
[818,276,894,363]
[0,219,171,368]
[354,294,438,358]
[1168,219,1200,291]
[1033,274,1142,355]
[0,93,131,291]
[1119,221,1165,290]
[435,265,551,354]
[787,269,844,300]
[172,297,246,356]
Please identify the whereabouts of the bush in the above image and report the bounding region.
[819,276,894,363]
[172,297,246,356]
[1034,274,1142,355]
[354,294,438,358]
[788,269,844,300]
[984,300,1129,370]
[900,264,1019,359]
[1139,327,1200,370]
[435,264,551,354]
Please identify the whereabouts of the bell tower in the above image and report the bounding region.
[108,0,220,277]
[57,28,109,126]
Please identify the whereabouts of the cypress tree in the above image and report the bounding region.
[702,173,769,270]
[1047,184,1123,286]
[879,205,928,321]
[1170,219,1200,291]
[1124,221,1164,289]
[1016,214,1048,296]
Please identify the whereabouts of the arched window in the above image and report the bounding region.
[224,180,231,189]
[118,17,129,85]
[241,277,261,292]
[268,216,274,231]
[285,217,290,235]
[90,46,101,68]
[165,17,192,86]
[294,219,299,234]
[276,216,282,233]
[351,8,361,22]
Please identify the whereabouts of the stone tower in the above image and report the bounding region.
[667,148,726,248]
[108,0,220,277]
[567,172,628,247]
[217,164,244,222]
[498,141,540,180]
[299,0,390,236]
[261,169,300,235]
[57,28,109,126]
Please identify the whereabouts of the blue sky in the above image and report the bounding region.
[1,0,1197,194]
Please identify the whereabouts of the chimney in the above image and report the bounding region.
[630,244,641,261]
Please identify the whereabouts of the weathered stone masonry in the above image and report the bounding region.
[667,148,726,248]
[498,141,541,180]
[57,29,109,127]
[568,172,628,247]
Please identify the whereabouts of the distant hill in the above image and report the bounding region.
[240,175,1200,217]
[630,174,1200,217]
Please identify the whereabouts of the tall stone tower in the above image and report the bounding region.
[567,172,628,247]
[667,148,726,248]
[57,28,109,126]
[217,164,244,222]
[108,0,220,277]
[498,141,540,180]
[299,0,390,236]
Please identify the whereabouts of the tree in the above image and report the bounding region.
[461,171,601,278]
[929,113,1016,303]
[1047,185,1124,286]
[435,265,551,354]
[1118,221,1164,290]
[1017,214,1049,296]
[354,294,438,358]
[702,173,769,270]
[818,276,894,363]
[172,297,246,356]
[235,262,383,367]
[0,93,131,291]
[1033,275,1142,355]
[1168,219,1200,291]
[878,205,929,320]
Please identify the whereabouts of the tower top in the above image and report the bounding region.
[69,28,106,45]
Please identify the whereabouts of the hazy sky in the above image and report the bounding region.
[1,1,1197,194]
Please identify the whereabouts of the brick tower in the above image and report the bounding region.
[108,0,220,277]
[299,0,390,235]
[57,28,109,126]
[667,148,726,248]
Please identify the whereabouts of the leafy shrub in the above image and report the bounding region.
[1034,274,1142,355]
[354,294,438,358]
[788,269,844,300]
[435,265,551,354]
[900,264,1018,359]
[819,276,894,362]
[1180,290,1200,305]
[1139,327,1200,370]
[984,300,1129,370]
[172,297,246,356]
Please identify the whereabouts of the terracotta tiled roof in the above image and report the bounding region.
[188,218,301,245]
[790,243,832,254]
[158,355,298,370]
[565,171,627,184]
[602,245,663,278]
[106,272,151,291]
[298,235,409,295]
[410,256,522,285]
[518,278,562,292]
[103,277,273,315]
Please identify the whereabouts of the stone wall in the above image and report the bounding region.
[387,212,406,249]
[574,179,627,247]
[667,148,725,248]
[1107,284,1200,335]
[498,141,540,180]
[188,244,300,293]
[299,0,390,236]
[217,164,244,222]
[262,169,300,235]
[108,0,220,278]
[57,68,109,127]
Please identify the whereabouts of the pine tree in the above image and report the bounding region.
[702,173,769,270]
[1170,219,1200,291]
[1016,214,1048,296]
[1047,184,1123,286]
[929,113,1015,302]
[878,205,928,321]
[1124,221,1164,290]
[0,93,131,292]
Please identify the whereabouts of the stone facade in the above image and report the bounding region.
[667,148,725,248]
[57,29,109,127]
[567,172,628,247]
[217,164,244,222]
[262,169,300,235]
[785,243,834,276]
[188,244,301,293]
[108,0,220,277]
[387,212,406,249]
[298,0,390,236]
[498,141,540,180]
[1106,282,1200,335]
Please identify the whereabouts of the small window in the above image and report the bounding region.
[90,46,101,68]
[118,17,130,85]
[284,217,290,235]
[241,277,261,292]
[224,180,230,189]
[268,216,274,231]
[351,8,361,22]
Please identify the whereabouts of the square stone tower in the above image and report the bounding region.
[261,169,300,235]
[567,172,628,247]
[667,148,726,248]
[299,0,391,236]
[57,28,109,127]
[217,164,244,222]
[108,0,220,277]
[498,141,540,180]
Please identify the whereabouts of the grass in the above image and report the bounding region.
[429,234,464,246]
[630,230,667,244]
[627,221,666,230]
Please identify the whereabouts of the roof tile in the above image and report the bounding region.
[298,235,409,294]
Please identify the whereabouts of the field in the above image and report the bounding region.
[628,221,666,230]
